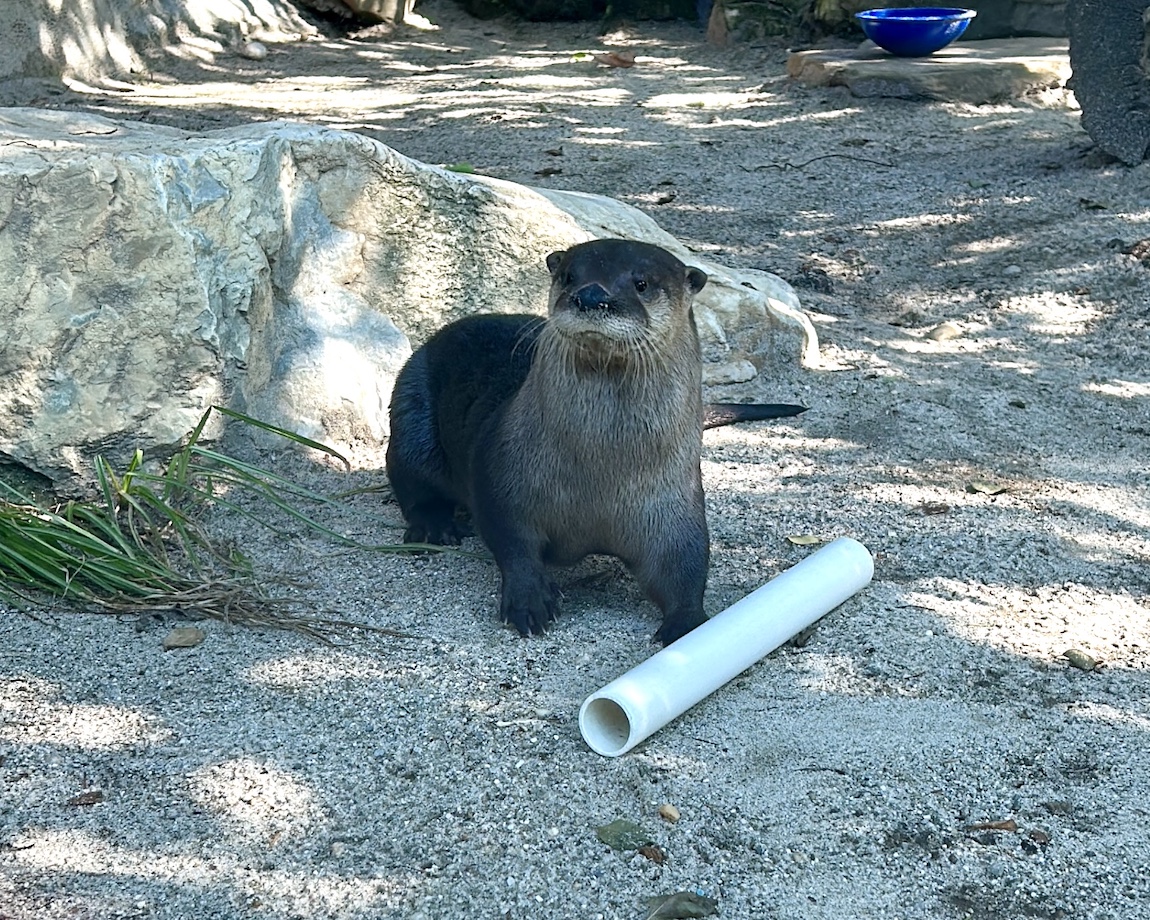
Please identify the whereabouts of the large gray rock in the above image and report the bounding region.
[0,109,813,487]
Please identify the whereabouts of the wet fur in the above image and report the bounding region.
[386,239,802,644]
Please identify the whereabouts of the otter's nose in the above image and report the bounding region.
[571,283,612,313]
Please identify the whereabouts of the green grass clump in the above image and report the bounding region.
[0,407,400,639]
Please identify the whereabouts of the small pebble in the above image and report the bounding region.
[162,626,206,650]
[240,41,269,61]
[1063,648,1099,671]
[927,321,962,342]
[1003,264,1023,276]
[658,803,681,823]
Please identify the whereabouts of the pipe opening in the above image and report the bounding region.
[579,696,633,757]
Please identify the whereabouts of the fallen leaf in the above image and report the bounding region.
[644,891,719,919]
[592,51,635,68]
[66,789,105,807]
[1078,197,1110,210]
[444,163,476,174]
[786,534,822,546]
[534,166,562,177]
[920,501,950,516]
[543,146,563,156]
[595,818,651,851]
[967,818,1018,833]
[162,626,205,650]
[966,481,1008,496]
[638,843,667,864]
[653,192,676,205]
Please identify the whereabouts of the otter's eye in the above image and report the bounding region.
[634,278,648,293]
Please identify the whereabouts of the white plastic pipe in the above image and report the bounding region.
[579,537,874,757]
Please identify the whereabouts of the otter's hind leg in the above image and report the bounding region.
[385,353,468,546]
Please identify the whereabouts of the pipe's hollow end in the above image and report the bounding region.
[579,696,633,757]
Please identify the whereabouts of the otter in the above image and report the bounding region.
[385,239,806,645]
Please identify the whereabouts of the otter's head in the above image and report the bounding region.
[543,239,707,366]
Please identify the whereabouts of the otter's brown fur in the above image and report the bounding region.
[385,239,804,644]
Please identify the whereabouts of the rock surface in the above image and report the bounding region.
[1066,0,1150,165]
[0,108,810,487]
[787,37,1070,103]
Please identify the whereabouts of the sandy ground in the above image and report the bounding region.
[3,4,1150,918]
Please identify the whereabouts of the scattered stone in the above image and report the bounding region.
[1063,648,1099,671]
[927,321,963,341]
[240,41,269,61]
[1004,264,1024,276]
[658,804,681,823]
[163,627,207,651]
[637,843,667,864]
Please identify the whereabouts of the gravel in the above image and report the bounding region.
[2,5,1149,918]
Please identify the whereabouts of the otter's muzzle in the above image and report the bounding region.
[570,283,613,313]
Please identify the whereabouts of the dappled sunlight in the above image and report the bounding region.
[903,579,1149,669]
[642,91,780,109]
[245,650,412,689]
[1066,701,1150,732]
[954,234,1020,254]
[867,212,974,232]
[11,827,225,880]
[795,652,918,698]
[0,677,167,749]
[189,758,320,842]
[998,292,1104,336]
[1083,379,1150,400]
[10,827,416,910]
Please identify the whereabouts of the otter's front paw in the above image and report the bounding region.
[654,610,707,646]
[500,570,560,636]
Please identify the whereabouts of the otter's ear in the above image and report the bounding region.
[546,251,565,276]
[686,267,708,295]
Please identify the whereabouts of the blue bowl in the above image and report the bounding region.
[855,7,977,57]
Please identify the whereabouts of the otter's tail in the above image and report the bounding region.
[703,402,808,430]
